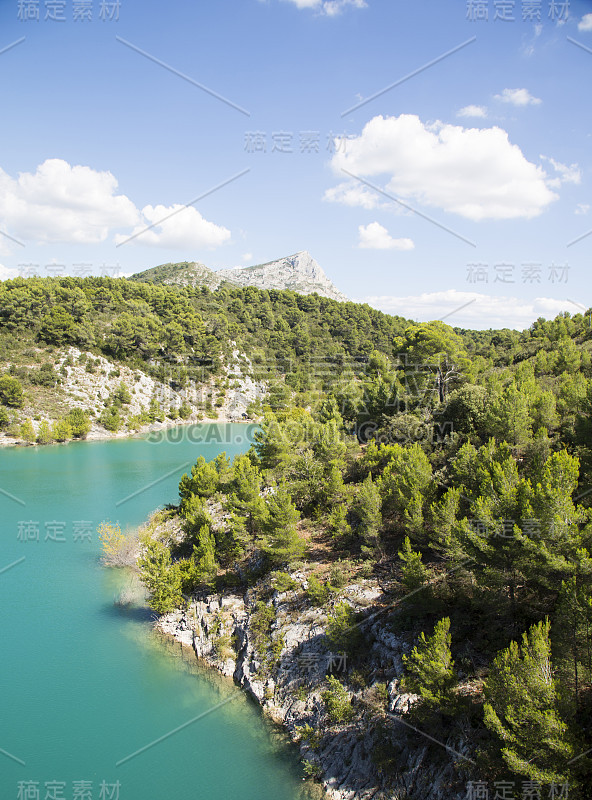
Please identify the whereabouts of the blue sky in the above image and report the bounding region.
[0,0,591,329]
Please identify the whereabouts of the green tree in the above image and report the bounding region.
[398,536,430,591]
[20,418,36,443]
[378,442,433,539]
[138,540,183,614]
[0,374,24,407]
[353,474,382,553]
[483,619,573,784]
[401,617,455,713]
[393,321,468,403]
[262,486,304,566]
[65,408,90,438]
[322,676,354,723]
[51,419,73,442]
[191,525,218,588]
[36,419,53,445]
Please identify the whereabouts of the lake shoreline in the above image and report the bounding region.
[0,414,258,448]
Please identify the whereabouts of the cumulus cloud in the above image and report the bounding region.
[324,181,383,210]
[0,159,233,251]
[494,88,542,106]
[358,222,414,250]
[283,0,366,14]
[540,156,581,187]
[578,13,592,31]
[362,289,572,331]
[576,204,590,216]
[115,204,231,250]
[0,264,18,281]
[0,159,140,244]
[457,105,487,119]
[326,114,557,221]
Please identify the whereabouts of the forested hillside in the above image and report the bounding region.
[130,306,592,798]
[0,275,407,440]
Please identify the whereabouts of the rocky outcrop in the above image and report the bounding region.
[157,582,473,800]
[218,252,348,303]
[130,252,349,303]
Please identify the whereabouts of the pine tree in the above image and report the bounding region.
[398,536,430,591]
[354,473,382,554]
[483,619,573,784]
[191,525,218,588]
[401,617,455,713]
[262,486,304,566]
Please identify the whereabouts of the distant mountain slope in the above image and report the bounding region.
[218,251,348,302]
[129,251,348,302]
[128,261,225,291]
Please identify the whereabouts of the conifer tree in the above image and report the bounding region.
[401,617,455,713]
[483,619,573,784]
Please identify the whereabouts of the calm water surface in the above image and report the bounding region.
[0,425,303,800]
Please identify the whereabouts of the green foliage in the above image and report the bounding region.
[401,617,455,713]
[0,374,24,407]
[36,419,53,445]
[20,418,36,443]
[353,474,382,554]
[262,486,304,566]
[325,602,362,655]
[483,619,573,784]
[138,540,183,614]
[51,419,73,442]
[398,536,430,590]
[100,406,123,432]
[65,407,90,438]
[322,676,354,724]
[271,571,299,592]
[306,574,331,606]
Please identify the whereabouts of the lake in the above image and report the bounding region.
[0,425,303,800]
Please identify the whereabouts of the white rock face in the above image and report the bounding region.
[157,585,470,800]
[218,251,348,302]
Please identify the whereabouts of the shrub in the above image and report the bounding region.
[65,407,90,438]
[0,375,24,407]
[325,602,362,655]
[322,676,354,724]
[306,574,331,606]
[20,418,36,443]
[52,419,73,442]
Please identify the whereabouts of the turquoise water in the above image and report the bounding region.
[0,425,303,800]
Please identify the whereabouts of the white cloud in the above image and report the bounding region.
[579,13,592,31]
[283,0,366,14]
[457,105,487,119]
[241,252,253,262]
[0,264,18,281]
[0,159,233,251]
[358,222,414,250]
[115,204,231,250]
[494,88,542,106]
[541,156,581,188]
[327,114,557,221]
[0,159,140,244]
[576,204,590,216]
[324,181,383,210]
[362,289,572,330]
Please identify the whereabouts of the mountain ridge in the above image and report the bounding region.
[129,251,348,302]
